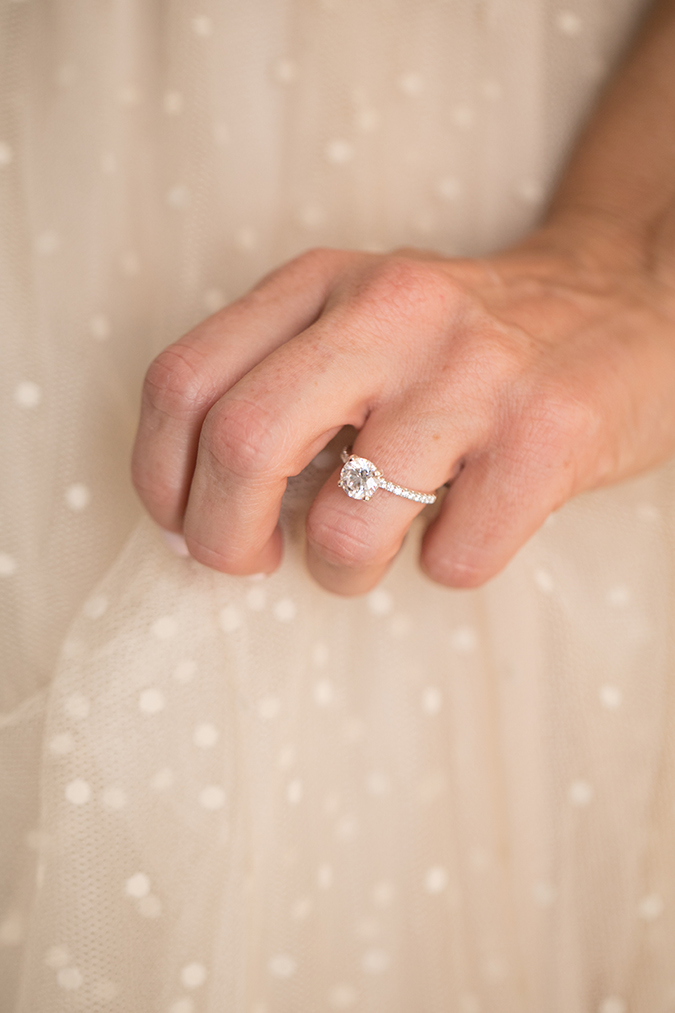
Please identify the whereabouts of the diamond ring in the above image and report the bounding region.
[338,447,437,505]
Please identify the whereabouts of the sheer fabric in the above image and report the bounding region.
[2,1,675,1010]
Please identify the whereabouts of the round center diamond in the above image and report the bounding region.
[338,456,380,501]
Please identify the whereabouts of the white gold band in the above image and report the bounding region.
[338,447,437,505]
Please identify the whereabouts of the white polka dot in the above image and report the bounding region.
[324,139,354,165]
[312,641,330,667]
[139,688,166,714]
[336,815,359,842]
[92,979,120,1001]
[191,15,213,36]
[49,732,75,757]
[451,104,474,128]
[421,686,443,715]
[138,894,162,918]
[212,121,230,147]
[0,141,14,166]
[167,184,190,210]
[169,1000,194,1013]
[436,175,462,201]
[287,778,303,804]
[117,84,141,106]
[424,865,448,894]
[273,598,297,622]
[516,179,545,205]
[125,872,151,899]
[203,287,227,313]
[150,767,174,790]
[329,984,358,1008]
[278,744,296,769]
[607,584,631,607]
[100,151,117,174]
[193,723,219,749]
[163,90,184,115]
[57,966,83,990]
[599,999,627,1013]
[152,615,178,640]
[45,945,71,969]
[397,72,424,96]
[532,881,557,907]
[181,962,207,988]
[101,787,127,810]
[65,483,91,511]
[298,204,326,229]
[534,568,554,593]
[0,911,25,945]
[362,948,390,974]
[268,954,297,978]
[219,605,243,633]
[354,107,380,132]
[273,58,298,83]
[459,995,481,1013]
[258,695,280,720]
[35,231,60,256]
[82,594,108,619]
[89,313,111,341]
[556,10,583,35]
[317,863,334,889]
[173,659,197,683]
[313,678,335,706]
[199,785,226,810]
[366,771,391,796]
[64,692,90,719]
[291,896,312,920]
[372,880,396,906]
[599,684,622,709]
[638,892,664,920]
[449,626,477,653]
[245,586,266,611]
[0,553,17,577]
[234,225,257,251]
[569,779,594,806]
[367,588,393,615]
[14,380,42,407]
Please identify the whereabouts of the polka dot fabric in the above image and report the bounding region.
[2,0,675,1010]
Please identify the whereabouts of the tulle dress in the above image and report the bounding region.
[3,1,675,1010]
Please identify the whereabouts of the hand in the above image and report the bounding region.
[131,224,675,596]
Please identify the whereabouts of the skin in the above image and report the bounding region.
[132,0,675,597]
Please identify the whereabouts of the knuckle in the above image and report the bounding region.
[142,342,215,421]
[204,398,283,480]
[307,509,388,569]
[358,256,458,321]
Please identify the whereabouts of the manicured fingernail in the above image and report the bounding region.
[160,529,190,557]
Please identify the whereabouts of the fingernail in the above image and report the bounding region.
[160,529,190,558]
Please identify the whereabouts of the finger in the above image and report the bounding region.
[131,248,350,531]
[305,405,468,596]
[419,438,568,588]
[182,316,379,576]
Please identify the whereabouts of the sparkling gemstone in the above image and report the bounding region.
[339,456,380,501]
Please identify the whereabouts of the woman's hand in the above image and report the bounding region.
[130,226,675,596]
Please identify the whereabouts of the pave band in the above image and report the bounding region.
[338,447,437,505]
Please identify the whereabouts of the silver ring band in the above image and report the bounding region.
[338,446,437,505]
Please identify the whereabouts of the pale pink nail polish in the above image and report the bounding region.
[160,529,190,558]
